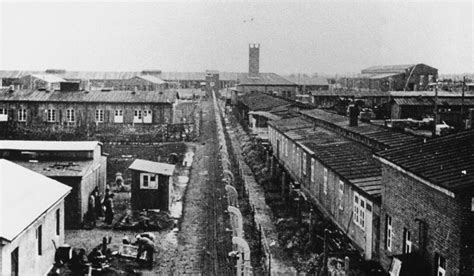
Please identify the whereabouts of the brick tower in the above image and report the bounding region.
[249,43,260,77]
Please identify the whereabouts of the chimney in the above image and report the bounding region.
[348,104,359,127]
[249,43,260,77]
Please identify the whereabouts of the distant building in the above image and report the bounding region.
[374,130,474,275]
[129,159,175,211]
[0,141,107,228]
[0,88,177,126]
[0,159,71,276]
[339,64,438,91]
[124,75,169,91]
[19,74,66,91]
[284,75,330,94]
[237,44,298,99]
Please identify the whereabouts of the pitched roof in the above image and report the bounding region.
[161,72,206,81]
[134,75,166,84]
[0,140,100,151]
[239,92,293,111]
[311,89,390,97]
[300,109,419,149]
[0,89,177,104]
[375,130,474,193]
[268,116,313,132]
[238,73,297,86]
[0,159,71,242]
[25,74,66,83]
[129,159,175,176]
[302,140,382,198]
[361,64,417,74]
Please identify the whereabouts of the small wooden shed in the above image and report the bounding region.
[128,159,175,211]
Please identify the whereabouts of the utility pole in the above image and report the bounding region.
[432,83,438,137]
[460,76,466,130]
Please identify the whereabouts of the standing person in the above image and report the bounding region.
[93,187,103,219]
[104,193,115,225]
[88,192,96,227]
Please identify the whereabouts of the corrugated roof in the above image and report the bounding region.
[375,130,474,193]
[134,75,166,84]
[0,159,71,242]
[300,109,419,149]
[311,90,390,97]
[26,74,66,83]
[239,92,293,111]
[368,73,402,79]
[0,90,177,104]
[238,73,297,86]
[0,140,100,151]
[129,159,175,176]
[361,64,417,74]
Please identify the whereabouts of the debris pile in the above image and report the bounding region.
[114,210,174,231]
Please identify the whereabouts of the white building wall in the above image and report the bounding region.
[0,200,65,276]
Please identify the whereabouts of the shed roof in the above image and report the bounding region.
[0,140,100,151]
[361,64,417,74]
[300,109,419,149]
[311,90,390,97]
[25,74,66,83]
[248,111,282,121]
[375,130,474,193]
[129,159,175,176]
[267,116,313,132]
[239,92,293,111]
[238,73,297,86]
[0,159,71,242]
[134,75,166,84]
[0,89,177,104]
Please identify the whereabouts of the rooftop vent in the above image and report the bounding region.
[45,69,66,74]
[141,70,162,75]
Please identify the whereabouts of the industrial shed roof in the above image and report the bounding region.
[375,130,474,193]
[361,64,417,74]
[300,109,419,149]
[249,111,282,121]
[0,159,71,242]
[23,74,66,83]
[393,97,474,106]
[311,89,390,97]
[0,140,100,151]
[133,75,166,84]
[239,92,293,111]
[129,159,175,176]
[267,116,313,132]
[14,160,96,177]
[0,89,177,104]
[238,73,297,86]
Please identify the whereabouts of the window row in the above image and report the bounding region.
[2,108,155,124]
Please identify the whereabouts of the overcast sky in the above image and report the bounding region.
[0,0,472,75]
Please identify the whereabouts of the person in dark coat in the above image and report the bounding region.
[87,192,96,227]
[104,193,115,225]
[93,187,103,218]
[135,235,155,266]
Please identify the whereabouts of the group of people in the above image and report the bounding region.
[87,187,115,226]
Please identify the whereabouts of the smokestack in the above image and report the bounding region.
[249,43,260,77]
[348,105,359,127]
